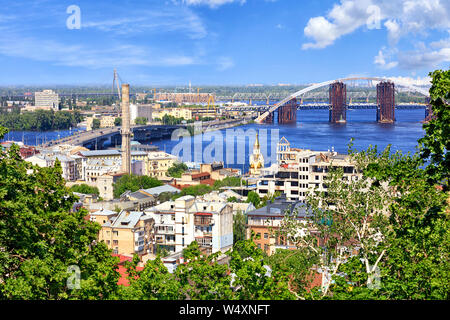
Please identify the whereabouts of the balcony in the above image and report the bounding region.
[195,237,212,247]
[156,237,175,245]
[194,217,214,227]
[155,227,175,235]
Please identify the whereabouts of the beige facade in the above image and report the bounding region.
[99,210,155,256]
[34,89,59,111]
[86,115,117,131]
[152,108,193,121]
[146,151,178,178]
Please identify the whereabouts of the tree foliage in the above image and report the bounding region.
[419,69,450,189]
[0,128,120,299]
[167,162,188,178]
[0,109,83,131]
[70,184,100,195]
[113,174,162,199]
[172,184,213,199]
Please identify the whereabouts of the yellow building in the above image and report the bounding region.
[86,115,117,131]
[152,108,193,121]
[146,151,178,178]
[99,210,155,256]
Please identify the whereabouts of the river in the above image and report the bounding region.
[2,109,425,174]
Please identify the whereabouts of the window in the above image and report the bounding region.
[315,176,319,181]
[113,240,118,245]
[264,233,268,239]
[264,244,268,251]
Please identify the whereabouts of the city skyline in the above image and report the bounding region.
[0,0,448,86]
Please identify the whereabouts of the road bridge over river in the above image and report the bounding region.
[39,118,249,150]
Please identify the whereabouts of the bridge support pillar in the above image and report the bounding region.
[329,82,347,123]
[376,81,395,123]
[278,98,297,125]
[262,111,273,124]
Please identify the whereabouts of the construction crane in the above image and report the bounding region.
[207,94,215,111]
[197,88,201,104]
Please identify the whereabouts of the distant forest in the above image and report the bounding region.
[0,109,83,131]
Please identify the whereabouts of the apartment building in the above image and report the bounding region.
[34,89,59,111]
[152,108,193,121]
[89,208,118,225]
[145,195,233,255]
[99,210,155,256]
[256,137,360,201]
[26,154,78,181]
[146,151,178,178]
[246,195,313,255]
[155,92,214,104]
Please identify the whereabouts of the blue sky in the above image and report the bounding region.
[0,0,448,86]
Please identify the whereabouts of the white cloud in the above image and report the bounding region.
[398,47,450,70]
[302,0,450,70]
[387,75,431,87]
[83,7,207,39]
[374,48,398,69]
[303,0,450,49]
[0,33,199,69]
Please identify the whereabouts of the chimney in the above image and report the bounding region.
[121,84,131,175]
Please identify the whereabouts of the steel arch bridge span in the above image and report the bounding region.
[255,77,430,123]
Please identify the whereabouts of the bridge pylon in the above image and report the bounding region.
[278,98,297,125]
[329,82,347,123]
[376,81,395,123]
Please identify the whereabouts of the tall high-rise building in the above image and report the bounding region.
[34,90,59,111]
[121,84,132,174]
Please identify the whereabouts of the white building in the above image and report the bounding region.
[145,195,233,255]
[34,90,59,111]
[255,137,361,202]
[26,154,78,181]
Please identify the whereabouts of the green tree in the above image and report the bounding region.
[114,117,122,126]
[172,184,213,199]
[70,184,100,195]
[230,240,296,300]
[233,210,246,243]
[167,162,188,178]
[246,191,261,208]
[213,176,242,190]
[134,117,147,125]
[419,69,450,189]
[0,127,120,299]
[175,242,234,300]
[92,118,101,130]
[113,174,163,199]
[122,256,182,300]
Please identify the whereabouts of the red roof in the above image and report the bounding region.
[112,254,144,286]
[195,212,213,216]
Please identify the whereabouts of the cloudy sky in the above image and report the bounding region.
[0,0,448,85]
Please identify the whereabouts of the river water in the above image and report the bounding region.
[2,109,426,174]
